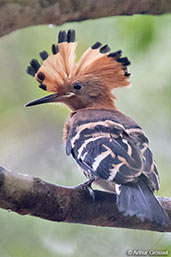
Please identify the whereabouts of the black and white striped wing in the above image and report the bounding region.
[66,120,159,190]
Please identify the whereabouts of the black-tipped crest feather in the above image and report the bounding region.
[51,44,58,54]
[108,50,122,58]
[37,72,45,81]
[91,42,102,49]
[30,59,40,72]
[100,44,111,53]
[117,57,131,66]
[39,51,48,60]
[125,72,131,77]
[67,29,75,42]
[39,84,47,91]
[26,66,36,77]
[58,30,67,43]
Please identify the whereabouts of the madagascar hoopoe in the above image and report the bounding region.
[26,29,170,226]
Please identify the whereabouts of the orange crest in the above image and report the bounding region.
[27,29,131,92]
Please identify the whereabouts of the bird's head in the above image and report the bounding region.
[26,29,131,111]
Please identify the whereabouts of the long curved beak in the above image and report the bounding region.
[25,93,59,107]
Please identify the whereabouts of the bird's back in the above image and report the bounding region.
[65,108,159,192]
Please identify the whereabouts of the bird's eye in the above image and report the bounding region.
[73,82,83,90]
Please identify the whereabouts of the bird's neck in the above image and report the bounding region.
[86,102,117,111]
[67,98,117,111]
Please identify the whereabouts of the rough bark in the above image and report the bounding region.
[0,0,171,37]
[0,166,170,232]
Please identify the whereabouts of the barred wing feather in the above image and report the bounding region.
[66,119,159,191]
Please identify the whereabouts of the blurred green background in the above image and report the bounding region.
[0,14,171,257]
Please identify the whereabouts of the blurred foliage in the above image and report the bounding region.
[0,14,171,257]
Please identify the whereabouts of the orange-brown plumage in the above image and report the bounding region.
[27,29,130,110]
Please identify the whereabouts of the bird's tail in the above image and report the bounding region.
[116,180,170,226]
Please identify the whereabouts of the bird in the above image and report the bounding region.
[25,29,170,226]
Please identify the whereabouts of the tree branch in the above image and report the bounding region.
[0,0,171,37]
[0,166,170,232]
